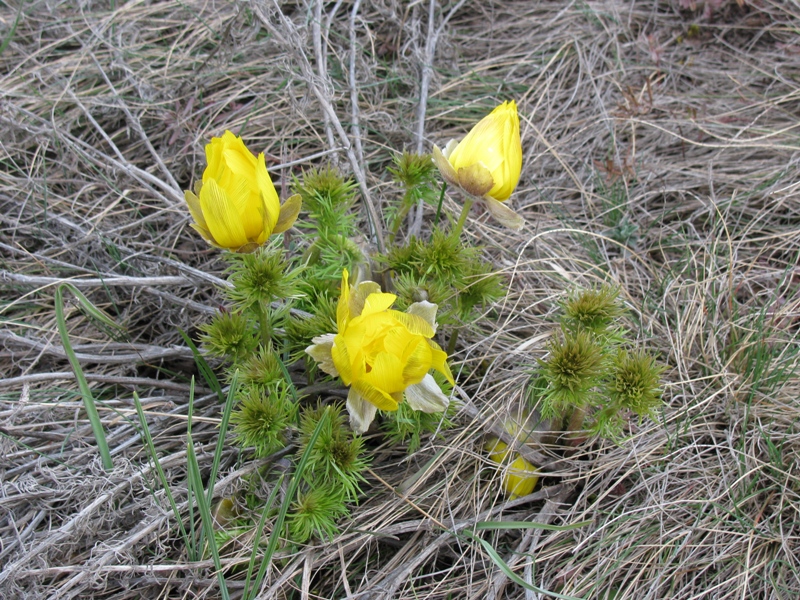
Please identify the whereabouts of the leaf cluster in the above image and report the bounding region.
[528,285,664,440]
[381,227,505,324]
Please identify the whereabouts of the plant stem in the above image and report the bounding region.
[447,328,460,357]
[564,406,587,448]
[433,181,447,228]
[257,300,272,348]
[451,197,474,240]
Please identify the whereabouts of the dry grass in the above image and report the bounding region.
[2,0,800,598]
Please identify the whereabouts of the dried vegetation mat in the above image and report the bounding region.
[2,0,800,598]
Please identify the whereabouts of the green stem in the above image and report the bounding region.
[447,328,460,357]
[256,300,272,348]
[563,406,587,448]
[433,182,447,228]
[451,197,474,240]
[390,195,413,238]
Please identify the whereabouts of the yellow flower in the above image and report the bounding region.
[432,101,525,230]
[184,131,302,252]
[306,269,454,433]
[484,437,539,499]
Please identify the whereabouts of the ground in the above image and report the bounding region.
[1,0,800,598]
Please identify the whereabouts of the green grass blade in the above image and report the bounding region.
[475,519,591,532]
[179,327,224,402]
[206,369,239,507]
[242,473,284,600]
[0,2,23,57]
[54,283,113,471]
[186,377,197,559]
[462,530,585,600]
[245,413,328,600]
[132,391,192,553]
[187,433,230,600]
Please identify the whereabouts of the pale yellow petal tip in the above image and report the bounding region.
[483,197,526,231]
[431,144,459,187]
[347,388,378,434]
[273,194,302,234]
[405,374,449,413]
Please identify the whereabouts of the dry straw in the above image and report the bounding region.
[2,0,800,599]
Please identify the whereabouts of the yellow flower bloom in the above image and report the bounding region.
[306,269,454,433]
[432,100,525,230]
[184,131,302,252]
[484,437,539,499]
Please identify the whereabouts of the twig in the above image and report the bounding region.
[409,0,470,237]
[3,272,194,288]
[360,483,573,600]
[1,330,192,364]
[349,0,365,167]
[252,0,385,253]
[312,0,336,150]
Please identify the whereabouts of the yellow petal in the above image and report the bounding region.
[184,189,207,230]
[399,336,433,385]
[222,140,258,176]
[273,193,302,234]
[387,310,435,338]
[331,334,353,385]
[505,456,538,499]
[255,153,280,233]
[443,101,523,202]
[363,351,405,394]
[484,437,509,462]
[337,269,351,332]
[361,292,397,316]
[198,178,248,250]
[351,379,399,411]
[428,341,454,385]
[350,281,383,317]
[189,223,218,247]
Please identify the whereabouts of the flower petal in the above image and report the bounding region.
[443,139,459,160]
[306,334,338,377]
[405,374,449,413]
[387,310,435,338]
[432,144,459,187]
[337,269,352,331]
[331,334,353,385]
[346,388,378,434]
[483,196,525,231]
[457,162,495,198]
[255,153,280,233]
[406,301,439,333]
[400,336,433,385]
[199,178,248,250]
[363,351,405,394]
[184,189,208,230]
[350,281,383,317]
[361,292,397,316]
[273,193,302,234]
[428,340,455,385]
[351,379,399,411]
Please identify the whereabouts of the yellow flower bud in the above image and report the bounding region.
[432,101,525,230]
[484,436,539,499]
[184,131,301,252]
[305,269,454,433]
